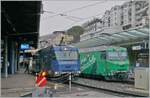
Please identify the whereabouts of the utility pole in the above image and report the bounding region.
[69,72,72,92]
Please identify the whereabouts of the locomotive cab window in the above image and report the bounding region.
[55,50,78,60]
[107,50,128,60]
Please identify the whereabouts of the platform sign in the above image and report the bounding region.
[20,44,30,50]
[132,45,141,50]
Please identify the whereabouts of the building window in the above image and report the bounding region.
[123,24,131,30]
[121,21,124,25]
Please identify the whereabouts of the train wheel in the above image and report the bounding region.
[104,76,112,81]
[122,74,128,81]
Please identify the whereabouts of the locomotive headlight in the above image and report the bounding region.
[42,71,48,77]
[55,72,58,75]
[42,71,47,77]
[64,48,67,51]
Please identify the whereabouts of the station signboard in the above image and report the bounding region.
[132,46,141,50]
[132,42,149,50]
[20,44,30,50]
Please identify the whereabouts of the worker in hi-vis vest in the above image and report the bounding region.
[32,70,48,97]
[35,70,47,87]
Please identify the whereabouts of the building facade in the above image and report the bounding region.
[80,0,149,41]
[102,10,110,28]
[39,31,73,48]
[110,5,122,27]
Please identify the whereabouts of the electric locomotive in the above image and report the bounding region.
[31,45,80,77]
[79,46,129,80]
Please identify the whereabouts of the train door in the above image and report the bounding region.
[100,51,107,76]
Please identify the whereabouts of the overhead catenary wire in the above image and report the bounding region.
[65,16,81,22]
[42,11,84,21]
[62,11,105,31]
[42,0,107,20]
[41,0,110,34]
[42,10,104,23]
[61,1,106,14]
[42,10,105,33]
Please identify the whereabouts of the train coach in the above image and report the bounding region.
[79,46,129,80]
[31,45,80,77]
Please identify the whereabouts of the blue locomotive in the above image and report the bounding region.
[31,45,80,77]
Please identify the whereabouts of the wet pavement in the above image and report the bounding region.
[53,85,120,97]
[1,68,35,97]
[1,68,132,97]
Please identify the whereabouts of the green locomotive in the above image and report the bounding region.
[79,46,129,80]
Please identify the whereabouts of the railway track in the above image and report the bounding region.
[30,73,148,97]
[72,77,149,97]
[23,74,148,97]
[77,76,134,84]
[71,84,133,97]
[46,75,136,96]
[46,77,136,97]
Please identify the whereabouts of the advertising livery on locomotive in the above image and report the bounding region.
[79,46,129,80]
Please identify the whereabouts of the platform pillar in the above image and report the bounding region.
[4,36,8,78]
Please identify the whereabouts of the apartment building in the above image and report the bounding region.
[81,18,103,41]
[101,10,110,28]
[122,1,149,30]
[39,31,73,48]
[110,5,122,27]
[82,18,103,33]
[80,0,149,41]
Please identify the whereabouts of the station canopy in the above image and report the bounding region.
[2,1,42,48]
[73,26,149,48]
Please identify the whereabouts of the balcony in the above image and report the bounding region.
[136,6,149,14]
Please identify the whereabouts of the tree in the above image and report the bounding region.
[66,26,84,43]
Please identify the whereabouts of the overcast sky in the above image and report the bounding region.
[39,0,129,36]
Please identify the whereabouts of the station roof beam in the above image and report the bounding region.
[2,1,42,48]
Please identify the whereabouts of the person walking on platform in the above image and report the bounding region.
[136,60,140,67]
[24,61,29,74]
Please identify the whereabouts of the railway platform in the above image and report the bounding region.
[1,68,131,97]
[1,68,65,97]
[1,68,35,97]
[2,68,148,97]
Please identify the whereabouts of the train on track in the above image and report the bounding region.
[79,46,129,80]
[31,45,80,77]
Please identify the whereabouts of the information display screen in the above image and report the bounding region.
[20,44,29,50]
